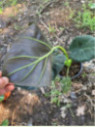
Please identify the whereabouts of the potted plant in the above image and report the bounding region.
[2,24,95,90]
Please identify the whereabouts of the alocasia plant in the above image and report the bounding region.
[2,24,95,90]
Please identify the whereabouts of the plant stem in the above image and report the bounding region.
[66,67,70,77]
[38,58,48,82]
[54,45,69,59]
[8,55,39,60]
[19,63,38,82]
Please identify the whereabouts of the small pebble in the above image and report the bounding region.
[81,0,85,3]
[92,89,95,96]
[40,87,45,94]
[82,86,87,91]
[70,92,77,99]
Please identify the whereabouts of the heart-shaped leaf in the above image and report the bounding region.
[2,24,52,89]
[69,35,95,62]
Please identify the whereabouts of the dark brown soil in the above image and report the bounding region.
[60,62,82,79]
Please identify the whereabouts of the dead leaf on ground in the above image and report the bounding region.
[92,89,95,96]
[45,7,74,27]
[72,82,83,90]
[76,105,86,116]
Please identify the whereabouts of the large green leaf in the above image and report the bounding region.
[2,24,52,89]
[69,35,95,62]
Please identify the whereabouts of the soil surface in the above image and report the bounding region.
[60,62,82,79]
[0,0,95,126]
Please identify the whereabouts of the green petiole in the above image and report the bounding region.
[8,55,39,60]
[23,36,51,49]
[18,62,39,82]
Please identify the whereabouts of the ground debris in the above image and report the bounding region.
[76,105,86,116]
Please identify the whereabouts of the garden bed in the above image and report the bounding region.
[0,0,94,125]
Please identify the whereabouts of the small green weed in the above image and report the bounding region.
[48,24,56,33]
[50,79,62,106]
[6,0,18,6]
[0,120,9,126]
[74,3,95,32]
[59,27,64,31]
[64,2,69,7]
[0,0,18,14]
[88,1,95,9]
[43,0,50,3]
[0,95,4,102]
[13,24,22,30]
[61,77,72,93]
[44,76,72,106]
[81,72,87,78]
[0,1,4,14]
[0,8,3,14]
[69,9,75,19]
[74,10,95,31]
